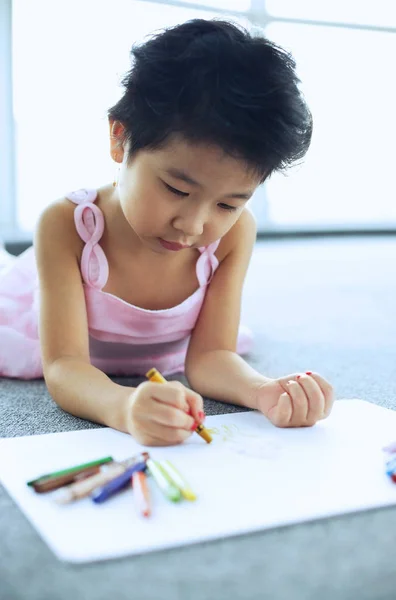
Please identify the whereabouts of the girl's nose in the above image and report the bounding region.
[172,205,207,238]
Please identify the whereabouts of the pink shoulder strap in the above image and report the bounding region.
[65,189,109,289]
[196,239,220,286]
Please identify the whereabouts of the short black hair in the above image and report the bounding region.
[108,18,313,182]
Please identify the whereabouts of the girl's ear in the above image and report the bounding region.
[109,118,126,163]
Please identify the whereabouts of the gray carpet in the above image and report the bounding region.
[1,235,396,600]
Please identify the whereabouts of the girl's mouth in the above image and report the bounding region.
[158,238,191,251]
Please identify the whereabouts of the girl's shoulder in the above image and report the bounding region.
[35,186,111,255]
[214,206,257,264]
[34,194,85,263]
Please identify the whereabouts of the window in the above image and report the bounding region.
[266,0,396,29]
[4,0,396,236]
[12,0,232,232]
[264,21,396,228]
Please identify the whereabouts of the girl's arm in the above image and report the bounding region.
[185,208,267,407]
[34,200,132,432]
[185,209,333,426]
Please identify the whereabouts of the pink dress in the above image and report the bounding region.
[0,188,253,379]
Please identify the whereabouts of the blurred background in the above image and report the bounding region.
[1,0,396,247]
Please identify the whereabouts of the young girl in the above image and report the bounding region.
[0,19,334,445]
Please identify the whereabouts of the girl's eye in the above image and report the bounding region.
[163,181,237,211]
[218,204,238,212]
[164,182,189,197]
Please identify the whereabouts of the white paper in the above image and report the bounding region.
[1,399,396,563]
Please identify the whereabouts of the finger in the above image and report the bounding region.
[145,381,190,412]
[150,398,197,432]
[286,380,308,426]
[305,372,335,418]
[267,392,293,427]
[277,373,304,394]
[185,389,205,424]
[136,435,165,447]
[296,374,325,424]
[278,372,334,421]
[152,381,205,424]
[137,432,189,447]
[137,418,192,446]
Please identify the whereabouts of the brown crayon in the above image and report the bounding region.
[32,465,101,494]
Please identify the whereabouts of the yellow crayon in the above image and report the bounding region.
[160,460,197,501]
[145,368,212,444]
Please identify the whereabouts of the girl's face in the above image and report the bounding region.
[111,126,261,256]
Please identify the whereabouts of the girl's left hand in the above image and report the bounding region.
[253,372,335,428]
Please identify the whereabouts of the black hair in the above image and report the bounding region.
[108,18,313,182]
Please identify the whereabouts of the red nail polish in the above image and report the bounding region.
[306,371,312,375]
[297,375,301,379]
[190,422,197,431]
[198,411,205,421]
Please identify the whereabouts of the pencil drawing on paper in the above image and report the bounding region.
[207,424,282,459]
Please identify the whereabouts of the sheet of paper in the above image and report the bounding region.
[1,399,396,563]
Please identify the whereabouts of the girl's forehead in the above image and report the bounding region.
[144,137,261,186]
[154,136,232,161]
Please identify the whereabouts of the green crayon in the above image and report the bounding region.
[146,459,181,502]
[27,456,114,487]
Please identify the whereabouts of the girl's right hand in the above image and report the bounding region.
[124,380,205,446]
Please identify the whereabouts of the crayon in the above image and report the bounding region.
[91,461,147,504]
[387,467,396,483]
[194,424,212,444]
[132,471,151,517]
[146,459,181,502]
[55,453,149,504]
[159,460,197,501]
[145,368,212,444]
[32,465,101,494]
[386,456,396,477]
[383,441,396,454]
[27,456,113,487]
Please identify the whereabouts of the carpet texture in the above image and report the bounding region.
[1,236,395,600]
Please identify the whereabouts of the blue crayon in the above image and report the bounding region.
[385,457,396,476]
[91,461,147,504]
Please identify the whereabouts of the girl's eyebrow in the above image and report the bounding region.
[164,167,253,200]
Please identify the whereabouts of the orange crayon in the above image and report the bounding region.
[132,470,151,517]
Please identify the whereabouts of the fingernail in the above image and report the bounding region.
[186,409,192,416]
[296,375,301,380]
[306,371,312,375]
[190,421,198,431]
[198,411,205,421]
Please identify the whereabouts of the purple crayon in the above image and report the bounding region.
[383,441,396,454]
